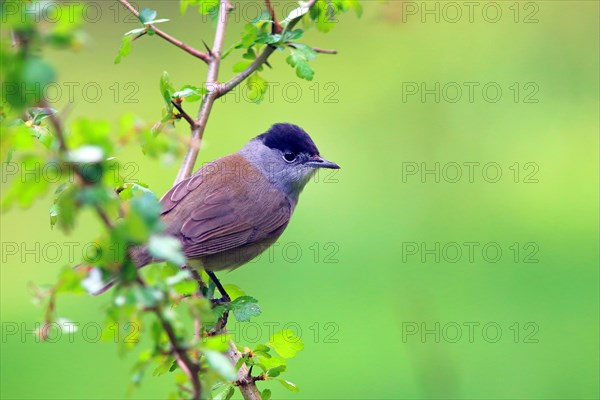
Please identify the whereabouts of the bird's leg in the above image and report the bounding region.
[206,270,231,305]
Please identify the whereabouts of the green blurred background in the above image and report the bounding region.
[1,1,599,399]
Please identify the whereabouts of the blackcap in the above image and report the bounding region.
[128,123,339,278]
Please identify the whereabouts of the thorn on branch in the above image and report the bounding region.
[118,0,210,63]
[202,40,214,57]
[132,31,147,41]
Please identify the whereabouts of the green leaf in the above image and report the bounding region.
[138,8,157,24]
[172,85,207,102]
[145,18,170,25]
[213,385,235,400]
[168,271,197,295]
[233,61,253,73]
[246,73,267,104]
[261,389,272,400]
[268,329,304,358]
[222,284,245,300]
[240,24,258,47]
[22,57,56,97]
[281,2,312,25]
[344,0,363,17]
[160,71,175,106]
[124,27,146,36]
[201,334,230,351]
[152,356,175,376]
[133,285,163,308]
[148,234,186,266]
[277,378,299,392]
[55,266,86,294]
[242,47,257,60]
[255,353,286,370]
[204,350,236,381]
[282,29,304,42]
[266,364,286,377]
[229,296,261,322]
[1,155,50,210]
[118,183,153,201]
[286,46,316,81]
[115,34,134,64]
[129,190,162,229]
[311,0,338,33]
[28,107,57,125]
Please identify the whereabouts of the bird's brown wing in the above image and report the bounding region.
[159,154,292,258]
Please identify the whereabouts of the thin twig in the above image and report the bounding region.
[172,101,198,129]
[289,42,338,55]
[311,47,338,54]
[265,0,282,33]
[118,0,210,63]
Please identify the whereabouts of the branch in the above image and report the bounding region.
[43,98,201,396]
[265,0,282,34]
[172,100,198,129]
[118,0,210,63]
[289,43,338,54]
[138,278,202,400]
[170,2,320,398]
[42,101,115,229]
[310,46,338,54]
[227,341,262,400]
[216,0,317,99]
[174,0,232,184]
[216,45,277,98]
[175,0,318,184]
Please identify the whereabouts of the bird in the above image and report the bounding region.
[93,123,339,295]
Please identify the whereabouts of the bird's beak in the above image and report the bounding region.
[306,155,340,169]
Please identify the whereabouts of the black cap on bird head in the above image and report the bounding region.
[257,123,320,157]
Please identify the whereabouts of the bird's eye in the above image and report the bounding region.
[283,152,297,163]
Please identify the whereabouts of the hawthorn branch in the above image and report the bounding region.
[172,100,198,129]
[42,99,201,396]
[265,0,282,33]
[312,47,338,54]
[168,2,320,399]
[137,277,202,400]
[176,0,318,184]
[174,0,233,184]
[216,0,317,98]
[42,101,114,229]
[118,0,210,63]
[227,341,262,400]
